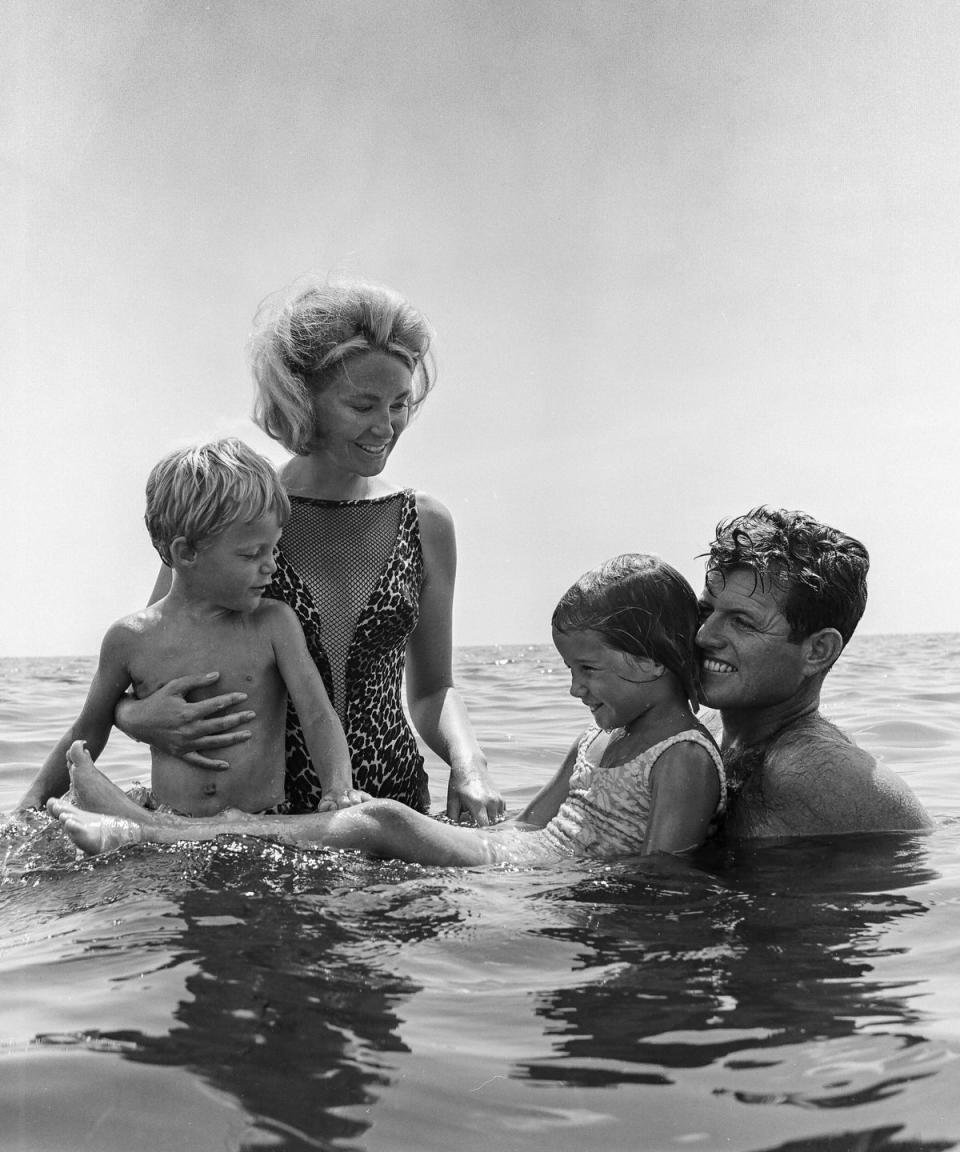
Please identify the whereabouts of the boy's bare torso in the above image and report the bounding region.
[119,600,289,816]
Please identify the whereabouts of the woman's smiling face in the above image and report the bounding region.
[310,351,413,479]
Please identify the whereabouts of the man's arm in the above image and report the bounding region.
[512,736,580,828]
[17,624,134,809]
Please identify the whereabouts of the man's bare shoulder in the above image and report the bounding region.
[770,714,868,774]
[758,715,933,835]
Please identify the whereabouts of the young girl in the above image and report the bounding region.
[49,554,726,865]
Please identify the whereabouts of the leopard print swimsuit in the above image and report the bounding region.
[265,489,430,813]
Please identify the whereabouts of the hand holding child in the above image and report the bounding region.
[316,788,374,812]
[115,672,255,770]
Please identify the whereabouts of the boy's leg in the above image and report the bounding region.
[49,748,500,865]
[55,741,161,823]
[51,802,272,854]
[53,799,499,864]
[56,741,250,829]
[55,810,146,855]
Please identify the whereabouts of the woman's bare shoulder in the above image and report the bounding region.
[413,491,456,560]
[413,489,454,527]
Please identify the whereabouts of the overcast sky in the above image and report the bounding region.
[5,0,959,656]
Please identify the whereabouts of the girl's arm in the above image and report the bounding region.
[113,564,255,769]
[404,493,505,827]
[270,604,366,808]
[16,624,134,809]
[513,737,580,828]
[642,743,722,855]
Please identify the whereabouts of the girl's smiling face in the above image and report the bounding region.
[552,627,662,732]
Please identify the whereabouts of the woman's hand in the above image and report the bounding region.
[446,765,506,827]
[114,672,256,770]
[316,788,374,812]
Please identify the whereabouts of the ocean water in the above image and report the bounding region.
[2,636,960,1152]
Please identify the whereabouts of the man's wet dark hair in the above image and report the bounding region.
[551,553,701,707]
[704,507,869,646]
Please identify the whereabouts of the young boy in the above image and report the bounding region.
[23,438,364,818]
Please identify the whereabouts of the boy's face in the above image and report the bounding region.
[186,511,282,613]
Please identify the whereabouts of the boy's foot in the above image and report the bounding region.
[53,804,144,856]
[64,740,156,825]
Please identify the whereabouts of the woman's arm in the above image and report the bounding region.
[405,493,505,827]
[642,743,721,855]
[17,624,134,809]
[113,564,255,768]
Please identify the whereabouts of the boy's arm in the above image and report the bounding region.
[513,736,580,828]
[643,743,721,855]
[269,604,364,808]
[17,624,134,810]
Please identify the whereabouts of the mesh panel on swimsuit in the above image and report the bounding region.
[280,496,403,720]
[266,489,429,813]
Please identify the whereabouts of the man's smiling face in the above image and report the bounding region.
[696,567,808,712]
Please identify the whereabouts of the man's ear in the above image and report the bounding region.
[169,537,197,567]
[802,627,843,677]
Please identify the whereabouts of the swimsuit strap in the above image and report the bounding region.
[646,730,727,817]
[598,727,727,817]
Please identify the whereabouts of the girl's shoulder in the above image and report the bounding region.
[650,730,723,770]
[647,730,727,815]
[614,728,722,777]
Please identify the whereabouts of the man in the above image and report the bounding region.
[696,507,932,839]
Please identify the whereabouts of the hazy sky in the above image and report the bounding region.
[5,0,959,657]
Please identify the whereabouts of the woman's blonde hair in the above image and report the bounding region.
[249,278,436,455]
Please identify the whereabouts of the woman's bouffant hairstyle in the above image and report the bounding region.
[249,277,436,455]
[145,437,290,565]
[551,554,701,708]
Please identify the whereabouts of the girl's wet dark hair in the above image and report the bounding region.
[551,554,701,708]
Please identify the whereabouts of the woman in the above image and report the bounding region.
[26,279,503,825]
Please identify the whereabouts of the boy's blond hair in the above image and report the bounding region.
[145,438,290,565]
